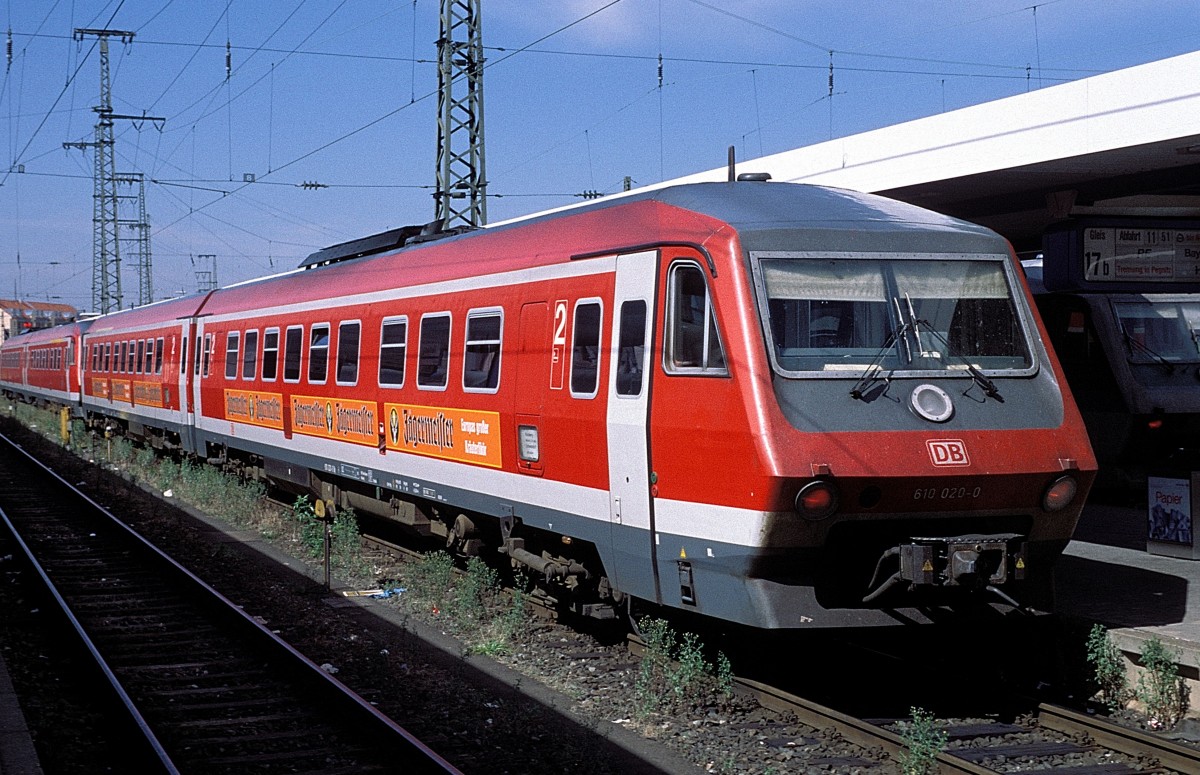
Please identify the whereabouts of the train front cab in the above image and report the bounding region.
[1031,289,1200,487]
[630,209,1096,629]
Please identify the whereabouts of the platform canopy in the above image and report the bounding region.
[663,50,1200,254]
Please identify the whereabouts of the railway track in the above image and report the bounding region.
[366,520,1200,773]
[741,677,1200,774]
[7,415,1196,774]
[0,431,461,775]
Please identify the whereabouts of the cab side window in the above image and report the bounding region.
[666,263,728,375]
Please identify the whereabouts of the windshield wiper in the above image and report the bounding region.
[1122,330,1177,374]
[892,297,913,364]
[920,324,1004,402]
[850,322,909,400]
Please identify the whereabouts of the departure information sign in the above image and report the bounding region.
[1082,226,1200,282]
[1041,218,1200,293]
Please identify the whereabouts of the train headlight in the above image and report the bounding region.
[910,384,954,423]
[795,481,839,521]
[1042,475,1078,512]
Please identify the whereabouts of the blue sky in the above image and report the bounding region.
[2,0,1199,310]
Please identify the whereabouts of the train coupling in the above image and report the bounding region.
[901,533,1025,587]
[863,533,1027,603]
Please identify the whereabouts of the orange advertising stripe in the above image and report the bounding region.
[89,377,110,399]
[290,394,378,445]
[111,379,131,402]
[133,381,165,408]
[383,403,502,468]
[224,389,286,430]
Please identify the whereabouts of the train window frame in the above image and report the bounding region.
[283,325,303,383]
[417,312,452,391]
[91,344,99,372]
[128,340,137,373]
[133,339,142,375]
[225,331,241,380]
[242,329,259,381]
[463,308,503,394]
[569,299,603,399]
[104,342,111,372]
[202,333,214,378]
[749,250,1040,380]
[155,338,164,375]
[664,261,729,377]
[262,328,280,382]
[378,316,408,389]
[143,338,154,374]
[335,320,361,386]
[308,323,331,384]
[117,341,125,373]
[615,300,649,397]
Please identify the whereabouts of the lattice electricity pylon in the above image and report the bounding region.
[63,29,130,313]
[115,173,152,306]
[194,254,218,293]
[64,29,163,313]
[434,0,487,229]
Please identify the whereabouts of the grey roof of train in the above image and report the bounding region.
[506,181,1009,255]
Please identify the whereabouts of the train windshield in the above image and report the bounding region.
[758,255,1032,376]
[1113,299,1200,364]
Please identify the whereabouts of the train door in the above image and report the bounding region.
[606,250,660,603]
[184,318,203,454]
[515,302,547,475]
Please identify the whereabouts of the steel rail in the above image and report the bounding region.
[1038,702,1200,774]
[0,430,463,774]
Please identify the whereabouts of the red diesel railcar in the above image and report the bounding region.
[0,180,1097,628]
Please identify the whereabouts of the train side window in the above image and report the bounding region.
[155,338,164,375]
[308,324,330,384]
[242,330,259,380]
[143,338,153,374]
[283,326,303,382]
[132,340,141,374]
[417,313,451,390]
[104,342,111,372]
[336,321,361,386]
[194,335,202,375]
[262,329,279,381]
[203,334,214,378]
[379,317,407,388]
[118,341,127,373]
[615,300,648,397]
[91,344,99,372]
[225,332,240,380]
[128,340,137,372]
[666,263,728,375]
[463,309,502,392]
[570,300,602,398]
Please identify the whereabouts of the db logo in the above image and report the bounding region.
[927,439,970,467]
